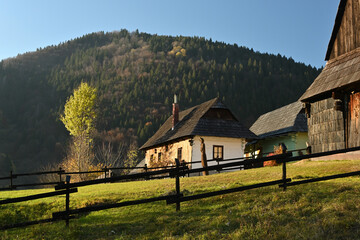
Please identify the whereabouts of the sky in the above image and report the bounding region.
[0,0,340,68]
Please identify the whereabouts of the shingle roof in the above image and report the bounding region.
[249,101,307,139]
[300,48,360,102]
[140,98,258,150]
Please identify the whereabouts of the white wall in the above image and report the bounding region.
[144,138,193,167]
[191,136,246,171]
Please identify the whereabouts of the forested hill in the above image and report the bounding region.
[0,29,321,174]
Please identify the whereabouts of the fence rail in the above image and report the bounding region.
[279,170,360,187]
[0,165,171,190]
[2,146,360,230]
[166,178,291,204]
[0,188,77,205]
[52,195,175,219]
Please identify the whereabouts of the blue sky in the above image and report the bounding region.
[0,0,339,68]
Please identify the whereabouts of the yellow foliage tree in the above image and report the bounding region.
[60,82,97,138]
[60,82,98,178]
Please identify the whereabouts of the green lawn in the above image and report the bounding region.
[1,159,360,240]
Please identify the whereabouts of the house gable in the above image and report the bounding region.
[300,0,360,102]
[326,0,360,61]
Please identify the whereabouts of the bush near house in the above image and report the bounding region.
[264,145,284,167]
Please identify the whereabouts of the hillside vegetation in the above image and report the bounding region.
[1,159,360,239]
[0,29,321,175]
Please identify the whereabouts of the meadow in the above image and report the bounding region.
[1,159,360,240]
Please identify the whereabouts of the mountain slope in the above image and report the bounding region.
[0,29,321,174]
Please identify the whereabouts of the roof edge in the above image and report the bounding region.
[139,135,194,151]
[257,128,306,139]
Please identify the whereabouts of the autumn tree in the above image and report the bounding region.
[61,82,97,138]
[60,82,98,179]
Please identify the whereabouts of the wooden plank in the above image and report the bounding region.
[12,170,64,177]
[52,195,173,219]
[0,176,12,180]
[0,188,77,205]
[280,170,360,187]
[105,166,145,170]
[355,0,360,48]
[166,179,291,204]
[349,0,354,50]
[64,170,105,174]
[13,181,64,188]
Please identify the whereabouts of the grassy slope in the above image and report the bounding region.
[1,160,360,240]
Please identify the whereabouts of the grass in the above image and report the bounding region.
[1,159,360,239]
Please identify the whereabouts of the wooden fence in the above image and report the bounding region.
[0,154,259,191]
[2,146,360,230]
[0,164,180,191]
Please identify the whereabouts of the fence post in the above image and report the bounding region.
[175,158,181,211]
[104,166,107,180]
[143,164,148,180]
[59,167,62,184]
[282,155,287,191]
[181,161,189,178]
[10,171,13,190]
[65,175,71,227]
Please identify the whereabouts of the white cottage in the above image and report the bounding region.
[139,97,258,172]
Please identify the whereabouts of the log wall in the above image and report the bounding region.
[308,98,345,153]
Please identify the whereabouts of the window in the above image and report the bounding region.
[213,145,224,160]
[158,152,162,161]
[177,147,182,161]
[150,154,154,162]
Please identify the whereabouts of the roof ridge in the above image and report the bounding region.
[257,101,302,118]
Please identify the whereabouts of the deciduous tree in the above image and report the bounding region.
[60,82,97,138]
[60,82,98,177]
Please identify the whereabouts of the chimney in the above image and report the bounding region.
[172,94,179,130]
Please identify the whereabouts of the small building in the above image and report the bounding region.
[139,97,257,171]
[249,101,308,157]
[300,0,360,153]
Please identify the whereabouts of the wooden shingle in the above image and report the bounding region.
[140,98,257,150]
[300,48,360,102]
[250,102,307,139]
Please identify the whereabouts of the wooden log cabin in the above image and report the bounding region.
[300,0,360,153]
